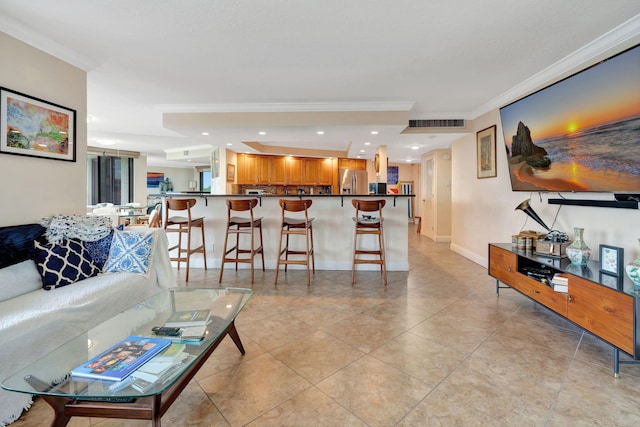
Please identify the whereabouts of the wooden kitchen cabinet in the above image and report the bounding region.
[269,156,287,185]
[236,154,336,187]
[287,157,303,185]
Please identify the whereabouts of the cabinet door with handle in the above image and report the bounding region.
[488,245,518,285]
[568,276,634,355]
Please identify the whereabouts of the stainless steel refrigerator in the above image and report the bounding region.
[339,169,368,195]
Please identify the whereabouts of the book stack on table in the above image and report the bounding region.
[70,336,172,382]
[130,343,194,391]
[551,273,568,293]
[157,309,210,343]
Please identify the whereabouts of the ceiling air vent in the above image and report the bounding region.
[409,119,465,128]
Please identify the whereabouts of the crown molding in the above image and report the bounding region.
[0,19,98,71]
[472,13,640,119]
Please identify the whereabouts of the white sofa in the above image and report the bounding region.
[0,224,175,426]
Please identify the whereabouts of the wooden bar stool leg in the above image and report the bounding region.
[258,222,265,271]
[380,227,387,285]
[352,227,357,285]
[201,223,208,270]
[309,224,315,273]
[185,224,192,282]
[250,224,255,284]
[275,224,283,285]
[304,229,311,286]
[218,224,230,283]
[284,229,290,273]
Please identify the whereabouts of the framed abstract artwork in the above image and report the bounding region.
[0,87,76,162]
[476,125,497,178]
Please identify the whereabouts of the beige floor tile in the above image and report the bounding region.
[246,387,368,427]
[240,312,318,351]
[409,315,495,354]
[397,389,502,427]
[197,352,311,426]
[271,330,365,384]
[319,311,406,353]
[317,355,432,427]
[548,358,640,426]
[371,331,467,387]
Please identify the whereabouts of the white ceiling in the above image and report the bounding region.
[1,1,639,167]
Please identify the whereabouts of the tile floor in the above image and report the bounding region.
[12,226,640,426]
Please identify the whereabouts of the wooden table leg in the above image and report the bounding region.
[37,394,72,427]
[227,322,246,354]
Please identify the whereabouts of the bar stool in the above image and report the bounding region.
[352,199,387,285]
[164,198,207,282]
[219,199,264,284]
[275,199,315,286]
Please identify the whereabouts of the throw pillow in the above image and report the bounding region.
[84,229,114,270]
[103,230,155,276]
[34,239,100,290]
[0,224,46,269]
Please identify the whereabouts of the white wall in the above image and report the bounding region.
[145,165,197,196]
[451,107,640,270]
[0,32,87,226]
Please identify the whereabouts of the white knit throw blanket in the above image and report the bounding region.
[40,214,113,244]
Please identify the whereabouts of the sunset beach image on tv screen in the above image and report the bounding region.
[499,44,640,192]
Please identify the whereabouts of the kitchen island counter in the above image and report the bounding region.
[156,194,413,273]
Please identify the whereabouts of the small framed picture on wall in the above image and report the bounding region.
[476,125,497,179]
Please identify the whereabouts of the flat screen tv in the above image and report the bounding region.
[499,43,640,193]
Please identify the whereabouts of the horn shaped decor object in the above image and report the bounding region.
[515,199,551,232]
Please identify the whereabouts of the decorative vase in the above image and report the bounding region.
[566,227,592,266]
[625,239,640,288]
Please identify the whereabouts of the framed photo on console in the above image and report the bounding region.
[599,244,623,277]
[0,87,76,162]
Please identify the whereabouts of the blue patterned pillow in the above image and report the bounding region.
[34,239,100,290]
[84,229,114,270]
[103,230,155,276]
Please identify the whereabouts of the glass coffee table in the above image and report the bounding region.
[1,287,252,427]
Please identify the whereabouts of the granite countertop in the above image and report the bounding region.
[153,192,414,198]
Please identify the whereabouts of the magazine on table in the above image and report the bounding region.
[70,336,172,382]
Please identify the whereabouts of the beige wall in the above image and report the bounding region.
[0,32,87,227]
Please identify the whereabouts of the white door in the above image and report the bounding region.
[421,155,435,239]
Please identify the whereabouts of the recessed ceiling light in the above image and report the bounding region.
[317,131,324,135]
[364,142,371,146]
[406,159,412,162]
[360,149,365,153]
[201,132,209,136]
[371,131,378,135]
[96,139,117,146]
[357,155,361,158]
[259,131,266,135]
[411,145,420,150]
[226,143,232,146]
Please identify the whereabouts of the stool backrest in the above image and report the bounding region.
[352,199,385,214]
[165,198,197,224]
[279,199,312,212]
[279,199,312,222]
[227,199,258,221]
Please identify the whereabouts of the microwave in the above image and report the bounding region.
[245,189,265,195]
